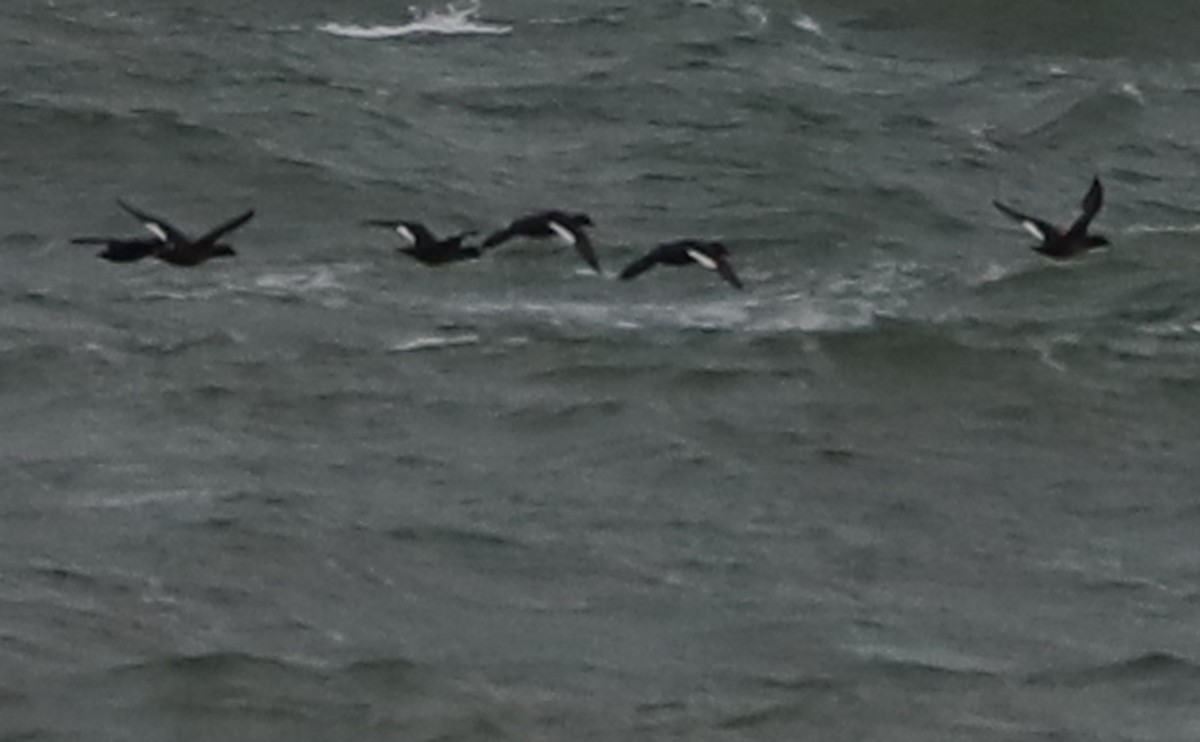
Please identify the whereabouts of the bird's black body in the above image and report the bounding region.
[364,220,480,266]
[483,210,600,272]
[69,236,167,263]
[993,177,1109,260]
[74,201,253,266]
[619,240,743,289]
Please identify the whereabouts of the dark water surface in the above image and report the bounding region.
[5,1,1200,739]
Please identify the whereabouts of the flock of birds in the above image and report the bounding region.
[70,176,1110,288]
[74,201,744,288]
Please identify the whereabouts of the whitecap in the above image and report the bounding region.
[254,266,346,292]
[1124,223,1200,235]
[1119,81,1145,104]
[791,11,824,37]
[76,488,218,510]
[688,0,772,33]
[319,1,512,40]
[741,4,770,32]
[1032,338,1068,373]
[389,334,480,353]
[974,261,1018,286]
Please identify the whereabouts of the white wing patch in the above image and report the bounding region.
[1020,221,1046,241]
[394,225,417,246]
[548,221,577,247]
[144,222,168,242]
[686,248,719,270]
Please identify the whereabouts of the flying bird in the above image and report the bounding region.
[116,200,254,267]
[74,200,254,266]
[482,210,600,273]
[363,219,480,266]
[619,240,743,289]
[993,177,1109,259]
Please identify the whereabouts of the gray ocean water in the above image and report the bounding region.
[6,0,1200,739]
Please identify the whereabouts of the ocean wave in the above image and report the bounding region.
[791,12,826,38]
[454,296,754,334]
[685,0,774,36]
[111,651,325,682]
[1026,651,1200,687]
[837,1,1200,58]
[388,333,480,353]
[386,524,523,550]
[253,267,352,293]
[981,83,1144,153]
[717,701,809,731]
[852,643,1008,679]
[72,488,218,510]
[318,2,511,40]
[246,265,362,308]
[1124,223,1200,236]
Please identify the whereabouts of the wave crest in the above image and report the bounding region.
[319,1,511,40]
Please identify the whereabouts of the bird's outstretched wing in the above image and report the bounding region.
[117,200,190,245]
[682,245,743,289]
[194,209,255,247]
[712,255,743,289]
[993,201,1061,241]
[1066,177,1104,238]
[567,226,601,273]
[445,230,477,247]
[71,236,121,245]
[482,225,517,249]
[618,250,661,281]
[364,220,435,247]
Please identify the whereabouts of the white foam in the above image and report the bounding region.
[1032,339,1068,373]
[688,0,773,33]
[741,4,769,31]
[791,12,824,37]
[77,488,216,510]
[1124,223,1200,235]
[319,1,511,39]
[975,262,1017,285]
[389,334,481,353]
[1119,81,1145,104]
[255,267,345,292]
